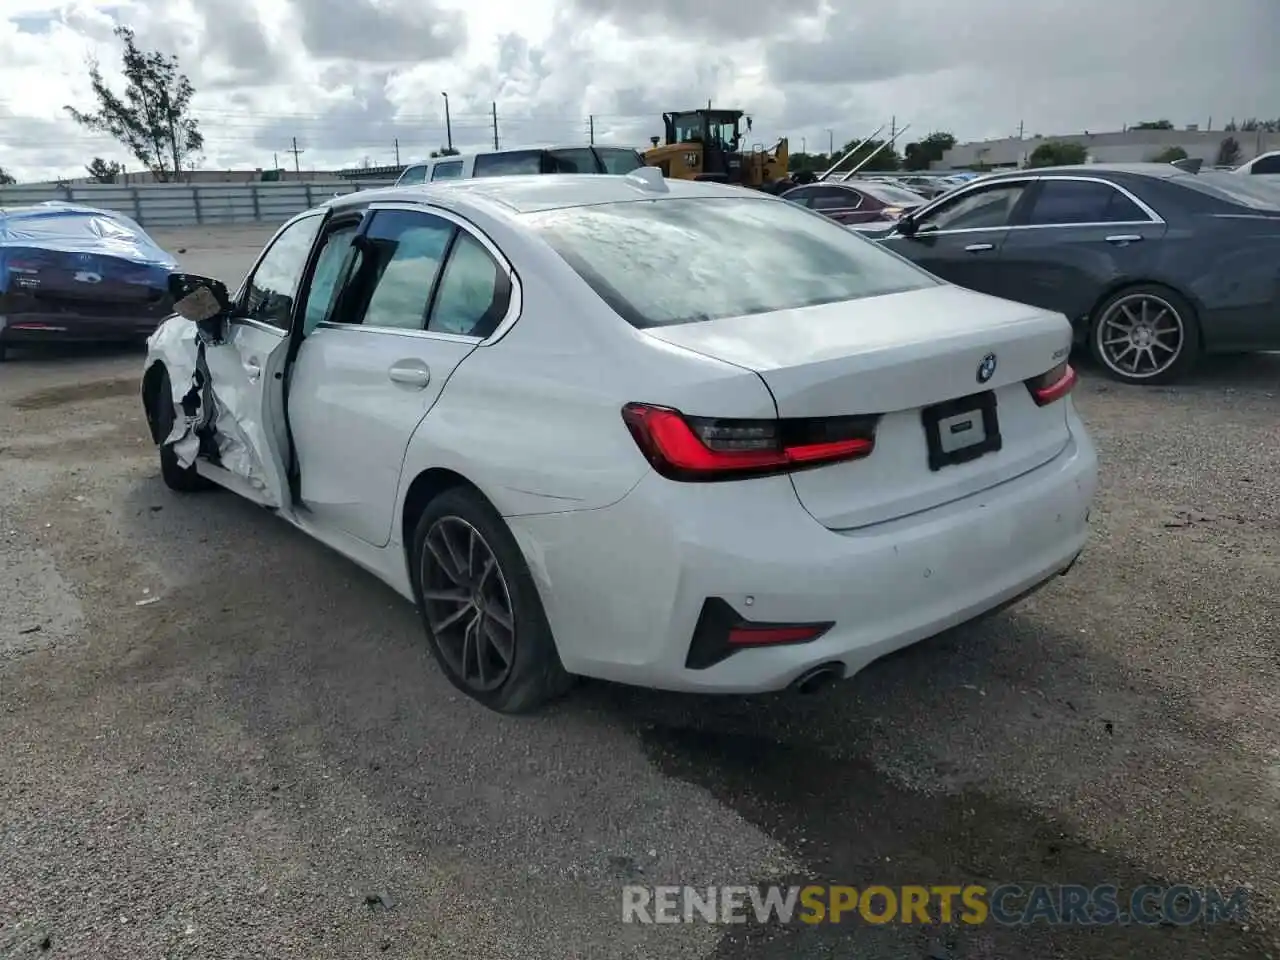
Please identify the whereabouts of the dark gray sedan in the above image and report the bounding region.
[878,164,1280,384]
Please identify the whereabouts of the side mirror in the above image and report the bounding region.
[168,273,232,340]
[895,214,919,237]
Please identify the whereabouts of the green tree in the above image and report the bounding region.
[1027,141,1088,168]
[0,166,15,185]
[1151,145,1188,163]
[1132,120,1174,130]
[902,132,957,171]
[829,138,899,173]
[788,151,831,173]
[65,26,203,183]
[86,157,124,183]
[1217,136,1243,167]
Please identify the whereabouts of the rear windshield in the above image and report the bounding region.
[1173,171,1280,210]
[858,182,928,205]
[523,196,936,329]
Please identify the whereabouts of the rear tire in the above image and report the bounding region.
[151,366,209,492]
[410,486,575,714]
[1088,284,1201,385]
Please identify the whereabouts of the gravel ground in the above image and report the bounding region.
[1,224,1278,959]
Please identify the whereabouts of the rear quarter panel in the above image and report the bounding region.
[394,235,778,522]
[1164,216,1280,351]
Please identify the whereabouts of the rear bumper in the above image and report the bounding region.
[508,405,1099,694]
[0,310,167,343]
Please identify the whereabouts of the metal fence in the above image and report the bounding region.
[0,180,398,229]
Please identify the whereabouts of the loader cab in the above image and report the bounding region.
[654,109,751,184]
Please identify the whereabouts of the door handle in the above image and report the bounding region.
[242,357,261,380]
[1106,234,1143,244]
[965,243,994,253]
[388,362,431,389]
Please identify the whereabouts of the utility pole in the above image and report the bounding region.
[890,115,896,144]
[441,92,453,152]
[826,128,834,156]
[1018,119,1025,139]
[491,101,499,150]
[273,151,278,171]
[801,136,806,154]
[288,137,303,174]
[394,138,400,165]
[588,115,595,145]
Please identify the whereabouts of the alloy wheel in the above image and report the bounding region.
[419,515,515,692]
[1096,293,1185,380]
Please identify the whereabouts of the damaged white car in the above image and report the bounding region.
[142,171,1098,714]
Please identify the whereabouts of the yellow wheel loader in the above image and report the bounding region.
[642,109,792,192]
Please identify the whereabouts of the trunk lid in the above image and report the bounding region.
[643,284,1075,529]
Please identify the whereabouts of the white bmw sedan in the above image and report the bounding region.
[142,170,1098,713]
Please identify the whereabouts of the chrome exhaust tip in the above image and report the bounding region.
[789,662,846,695]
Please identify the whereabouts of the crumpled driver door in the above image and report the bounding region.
[197,319,292,509]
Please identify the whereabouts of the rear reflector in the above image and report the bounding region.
[622,402,879,482]
[686,597,834,669]
[1026,362,1077,406]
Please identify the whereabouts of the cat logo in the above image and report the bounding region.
[684,152,698,166]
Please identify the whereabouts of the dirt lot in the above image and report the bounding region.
[1,224,1278,959]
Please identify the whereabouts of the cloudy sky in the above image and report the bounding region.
[0,0,1277,182]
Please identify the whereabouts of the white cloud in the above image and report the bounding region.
[0,0,1276,182]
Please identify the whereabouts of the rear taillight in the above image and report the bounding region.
[621,402,878,482]
[1025,362,1077,406]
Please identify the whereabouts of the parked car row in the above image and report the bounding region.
[788,163,1280,384]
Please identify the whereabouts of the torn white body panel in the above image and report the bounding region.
[146,318,202,467]
[144,315,288,507]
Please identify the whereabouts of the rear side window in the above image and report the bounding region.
[524,196,936,329]
[811,187,861,211]
[546,149,597,173]
[428,234,510,337]
[354,210,454,330]
[1250,154,1280,175]
[1026,180,1152,224]
[473,151,543,177]
[397,165,428,185]
[431,161,464,181]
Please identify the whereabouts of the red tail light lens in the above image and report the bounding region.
[1025,362,1077,407]
[621,403,878,482]
[728,624,830,646]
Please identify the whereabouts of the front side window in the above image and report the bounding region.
[431,161,464,181]
[397,165,428,185]
[524,195,936,329]
[428,233,510,338]
[917,183,1028,232]
[241,213,325,330]
[1025,179,1151,225]
[353,210,454,330]
[473,151,543,177]
[595,148,644,174]
[300,223,362,334]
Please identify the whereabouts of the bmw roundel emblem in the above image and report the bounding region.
[977,353,997,384]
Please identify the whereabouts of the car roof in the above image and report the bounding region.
[403,145,636,169]
[329,173,761,216]
[982,163,1185,181]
